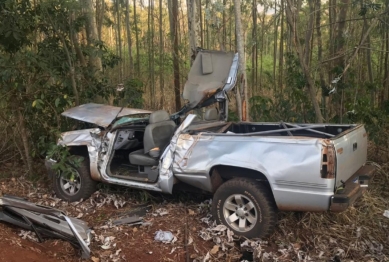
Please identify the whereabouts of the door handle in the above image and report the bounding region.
[353,142,357,151]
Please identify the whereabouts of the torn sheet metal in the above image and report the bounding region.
[159,114,197,194]
[61,103,152,128]
[0,195,91,259]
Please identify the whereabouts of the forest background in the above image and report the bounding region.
[0,0,388,174]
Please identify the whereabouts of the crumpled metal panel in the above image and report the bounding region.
[159,114,197,194]
[61,103,152,128]
[0,195,91,258]
[58,129,102,181]
[215,52,239,101]
[171,118,336,211]
[182,51,236,109]
[58,128,100,146]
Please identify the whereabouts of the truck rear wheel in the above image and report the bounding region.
[212,178,277,238]
[53,156,97,202]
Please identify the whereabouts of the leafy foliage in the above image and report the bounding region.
[46,144,84,179]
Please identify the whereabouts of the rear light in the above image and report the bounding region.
[321,142,335,179]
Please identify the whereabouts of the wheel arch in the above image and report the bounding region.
[68,145,89,159]
[210,165,275,199]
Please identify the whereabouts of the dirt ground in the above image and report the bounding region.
[0,162,388,262]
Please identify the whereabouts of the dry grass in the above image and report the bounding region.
[267,146,389,261]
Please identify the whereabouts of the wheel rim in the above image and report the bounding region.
[59,169,82,196]
[222,194,258,232]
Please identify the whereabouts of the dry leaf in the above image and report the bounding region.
[91,256,100,262]
[210,245,219,255]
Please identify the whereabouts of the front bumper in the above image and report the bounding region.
[45,158,57,177]
[330,165,376,212]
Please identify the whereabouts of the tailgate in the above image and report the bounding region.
[332,125,367,188]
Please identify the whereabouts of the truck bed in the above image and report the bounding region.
[181,120,368,210]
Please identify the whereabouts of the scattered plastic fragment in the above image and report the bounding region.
[153,208,169,216]
[154,230,177,243]
[383,210,389,218]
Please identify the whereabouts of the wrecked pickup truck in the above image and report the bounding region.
[46,50,375,238]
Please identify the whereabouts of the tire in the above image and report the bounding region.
[52,156,97,202]
[212,178,277,238]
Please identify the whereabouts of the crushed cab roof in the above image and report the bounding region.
[61,103,152,127]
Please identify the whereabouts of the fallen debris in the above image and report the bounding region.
[0,195,91,259]
[154,230,177,243]
[153,208,169,216]
[383,210,389,218]
[112,216,142,226]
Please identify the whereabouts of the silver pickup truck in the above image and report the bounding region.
[46,50,375,238]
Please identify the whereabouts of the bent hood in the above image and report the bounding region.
[61,103,152,128]
[182,50,238,109]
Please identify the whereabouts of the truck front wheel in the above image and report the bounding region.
[52,156,97,202]
[212,178,277,238]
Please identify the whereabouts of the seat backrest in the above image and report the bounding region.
[204,108,219,121]
[143,110,176,155]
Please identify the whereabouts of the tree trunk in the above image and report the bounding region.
[251,0,257,92]
[125,0,133,77]
[278,0,284,93]
[96,0,105,41]
[17,107,33,175]
[362,16,374,106]
[285,0,323,123]
[82,0,103,72]
[273,2,277,89]
[315,0,327,120]
[168,0,181,111]
[205,0,209,49]
[70,12,87,68]
[259,10,265,90]
[150,0,155,108]
[187,0,200,64]
[159,0,164,107]
[198,0,203,47]
[383,22,389,104]
[222,0,226,51]
[116,0,123,82]
[234,0,249,121]
[133,0,141,75]
[383,2,389,105]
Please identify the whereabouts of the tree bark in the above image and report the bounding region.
[70,12,87,68]
[315,0,327,120]
[159,0,164,107]
[96,0,105,41]
[273,2,277,89]
[251,0,257,91]
[187,0,200,65]
[82,0,102,72]
[234,0,249,121]
[278,0,284,93]
[383,2,389,105]
[168,0,181,111]
[116,0,123,82]
[133,0,141,74]
[125,0,133,77]
[362,16,374,106]
[17,107,33,175]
